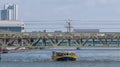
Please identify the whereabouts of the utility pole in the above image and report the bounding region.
[66,19,72,33]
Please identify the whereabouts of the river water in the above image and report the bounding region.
[1,48,120,67]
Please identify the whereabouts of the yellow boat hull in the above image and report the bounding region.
[52,56,77,61]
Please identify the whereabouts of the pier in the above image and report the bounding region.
[0,32,120,48]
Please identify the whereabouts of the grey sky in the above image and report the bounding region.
[0,0,120,21]
[0,0,120,32]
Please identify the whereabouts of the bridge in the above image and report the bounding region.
[0,32,120,48]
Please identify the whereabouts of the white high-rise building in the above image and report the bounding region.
[1,4,18,21]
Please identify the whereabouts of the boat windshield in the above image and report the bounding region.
[55,52,75,56]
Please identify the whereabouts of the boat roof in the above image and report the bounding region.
[53,51,75,53]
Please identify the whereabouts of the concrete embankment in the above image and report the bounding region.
[3,47,45,53]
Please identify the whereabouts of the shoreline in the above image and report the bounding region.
[8,49,40,53]
[2,46,120,53]
[2,47,44,53]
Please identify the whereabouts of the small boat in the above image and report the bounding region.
[76,47,80,50]
[0,47,2,54]
[0,48,9,53]
[52,51,77,61]
[2,49,9,53]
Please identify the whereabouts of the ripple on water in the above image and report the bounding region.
[1,49,120,62]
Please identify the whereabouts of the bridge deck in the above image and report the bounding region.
[0,32,120,48]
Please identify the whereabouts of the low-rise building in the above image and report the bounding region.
[0,21,25,32]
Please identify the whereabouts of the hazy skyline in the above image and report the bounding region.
[1,0,120,32]
[0,0,120,21]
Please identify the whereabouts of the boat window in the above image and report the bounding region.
[57,53,62,56]
[61,53,64,56]
[72,53,75,55]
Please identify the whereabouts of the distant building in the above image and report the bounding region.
[1,4,18,21]
[1,10,8,20]
[0,21,25,32]
[54,30,62,33]
[73,29,99,33]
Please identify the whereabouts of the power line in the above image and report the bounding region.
[23,20,120,22]
[23,20,66,22]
